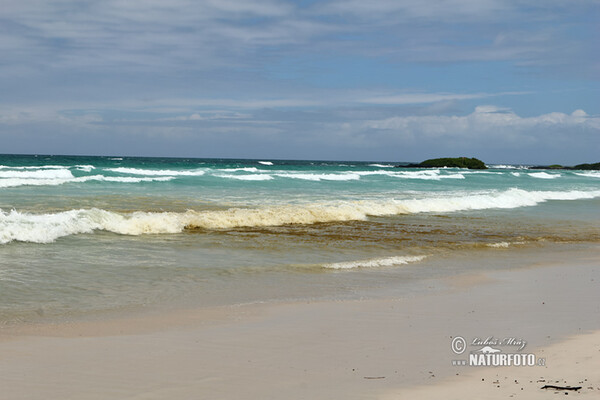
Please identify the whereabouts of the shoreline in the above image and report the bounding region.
[1,245,599,399]
[2,241,597,330]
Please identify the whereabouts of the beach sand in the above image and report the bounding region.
[384,330,600,399]
[1,246,599,399]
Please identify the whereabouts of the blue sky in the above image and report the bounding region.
[1,0,598,163]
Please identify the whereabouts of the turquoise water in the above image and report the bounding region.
[1,155,599,323]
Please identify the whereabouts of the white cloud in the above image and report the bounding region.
[0,107,102,126]
[361,107,600,140]
[571,109,588,117]
[164,111,252,121]
[361,92,528,105]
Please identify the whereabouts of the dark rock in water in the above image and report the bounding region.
[573,162,600,170]
[529,164,564,170]
[528,162,599,170]
[396,158,599,171]
[396,157,487,169]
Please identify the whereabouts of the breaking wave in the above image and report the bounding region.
[529,172,561,179]
[274,173,361,181]
[487,241,525,248]
[0,165,66,170]
[105,167,206,176]
[0,175,174,188]
[395,170,465,180]
[488,164,527,169]
[218,174,273,181]
[218,167,259,173]
[368,164,394,168]
[575,171,600,178]
[2,188,599,244]
[258,161,273,166]
[75,165,95,172]
[354,169,465,180]
[322,255,427,269]
[0,169,74,179]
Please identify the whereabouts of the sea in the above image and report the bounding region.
[1,154,599,324]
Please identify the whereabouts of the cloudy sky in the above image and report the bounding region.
[1,0,598,163]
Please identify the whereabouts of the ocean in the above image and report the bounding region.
[1,154,599,324]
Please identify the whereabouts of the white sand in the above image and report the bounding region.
[384,331,600,399]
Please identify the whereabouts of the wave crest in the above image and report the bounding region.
[529,172,561,179]
[0,175,174,188]
[0,169,74,179]
[106,167,205,176]
[322,255,427,269]
[2,188,599,243]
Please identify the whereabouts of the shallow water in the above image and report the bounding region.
[1,155,599,323]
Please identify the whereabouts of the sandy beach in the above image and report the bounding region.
[3,0,599,398]
[385,330,600,399]
[1,245,599,399]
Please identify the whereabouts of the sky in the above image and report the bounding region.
[0,0,598,163]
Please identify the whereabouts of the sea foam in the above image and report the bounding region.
[217,167,259,173]
[322,255,427,269]
[355,170,465,180]
[2,188,599,243]
[75,165,95,172]
[0,165,66,170]
[275,173,361,181]
[0,169,74,179]
[368,164,394,168]
[575,171,600,178]
[106,167,205,176]
[529,172,561,179]
[0,175,174,188]
[218,174,273,181]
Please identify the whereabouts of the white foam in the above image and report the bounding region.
[322,255,427,269]
[354,170,397,176]
[106,167,205,176]
[0,178,68,188]
[0,165,66,170]
[75,165,95,172]
[460,170,503,175]
[397,170,465,180]
[355,169,464,180]
[217,167,259,172]
[529,172,561,179]
[487,242,510,248]
[487,241,525,248]
[101,176,174,183]
[488,164,527,169]
[0,175,174,188]
[218,174,273,181]
[574,171,600,178]
[3,189,599,243]
[0,208,184,244]
[275,173,361,181]
[368,164,394,168]
[511,172,521,177]
[0,169,74,179]
[258,161,273,166]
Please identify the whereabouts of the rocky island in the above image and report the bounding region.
[397,157,487,169]
[530,162,600,170]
